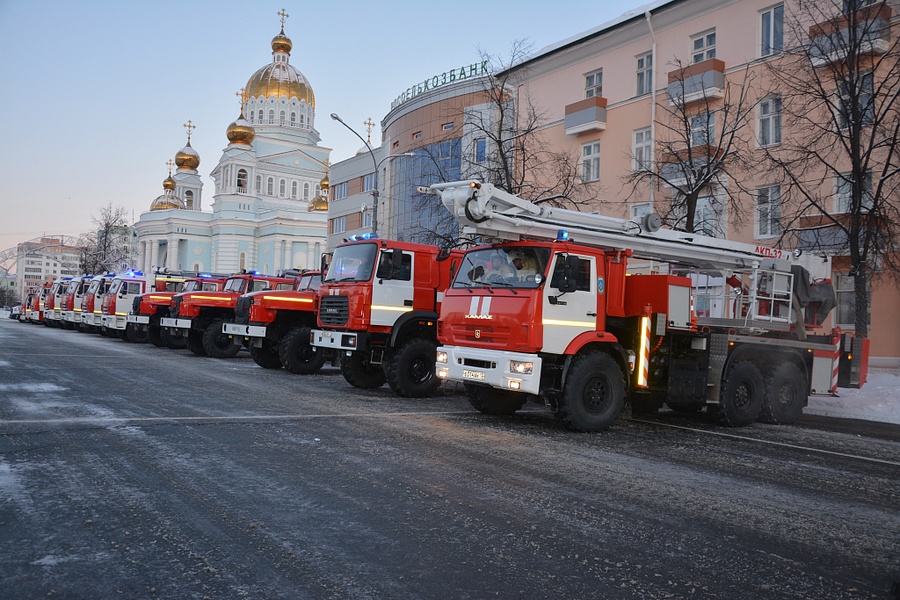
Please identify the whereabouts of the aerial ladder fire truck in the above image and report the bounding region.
[427,181,868,432]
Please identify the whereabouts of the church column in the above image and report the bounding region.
[150,239,160,272]
[167,236,179,271]
[283,240,292,270]
[137,241,146,274]
[274,239,283,273]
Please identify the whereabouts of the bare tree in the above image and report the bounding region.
[625,60,760,235]
[79,204,132,275]
[763,0,900,337]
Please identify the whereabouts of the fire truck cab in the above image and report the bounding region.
[100,271,148,339]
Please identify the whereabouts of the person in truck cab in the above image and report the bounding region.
[486,253,515,281]
[508,249,539,281]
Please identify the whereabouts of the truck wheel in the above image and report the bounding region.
[161,328,188,350]
[126,323,149,343]
[148,325,163,347]
[710,360,764,426]
[557,352,625,432]
[385,338,440,398]
[250,343,283,369]
[116,329,128,341]
[340,351,386,389]
[187,329,207,356]
[464,384,526,415]
[759,362,807,425]
[279,327,326,375]
[203,321,241,358]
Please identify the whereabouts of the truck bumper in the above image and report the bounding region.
[101,315,127,330]
[311,329,361,352]
[160,317,192,330]
[127,314,150,325]
[435,345,543,395]
[61,311,76,322]
[223,323,268,338]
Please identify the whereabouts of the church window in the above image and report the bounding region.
[279,179,286,197]
[237,169,248,191]
[267,177,274,195]
[300,114,305,127]
[256,175,261,191]
[304,183,310,200]
[185,190,194,209]
[268,109,275,123]
[280,110,286,125]
[290,112,296,125]
[256,110,263,122]
[291,181,298,198]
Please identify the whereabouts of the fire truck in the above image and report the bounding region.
[310,237,463,398]
[428,181,868,432]
[161,271,297,357]
[25,282,51,324]
[80,274,116,333]
[59,275,94,330]
[43,277,72,327]
[223,270,324,372]
[127,274,228,346]
[99,271,191,340]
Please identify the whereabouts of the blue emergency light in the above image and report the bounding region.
[556,229,570,242]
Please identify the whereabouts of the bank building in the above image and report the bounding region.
[133,14,329,275]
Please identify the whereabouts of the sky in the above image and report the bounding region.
[0,0,655,265]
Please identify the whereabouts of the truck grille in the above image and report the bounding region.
[319,295,349,326]
[234,296,252,325]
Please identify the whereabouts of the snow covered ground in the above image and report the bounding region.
[806,368,900,425]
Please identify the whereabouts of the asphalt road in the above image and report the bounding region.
[1,318,898,599]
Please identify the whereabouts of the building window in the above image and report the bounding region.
[758,95,782,147]
[836,171,873,213]
[694,196,724,238]
[331,216,346,234]
[691,112,715,146]
[442,122,454,130]
[834,271,869,327]
[237,169,248,190]
[362,210,373,228]
[756,185,781,237]
[631,202,653,222]
[392,141,400,149]
[257,110,263,122]
[290,112,296,125]
[581,141,600,182]
[691,30,716,63]
[413,131,422,140]
[184,190,194,210]
[291,181,298,199]
[279,179,286,197]
[279,110,286,125]
[636,52,653,96]
[585,68,603,98]
[300,114,305,127]
[333,182,348,200]
[362,173,377,192]
[267,177,274,195]
[268,109,275,123]
[304,183,310,200]
[475,138,486,163]
[838,71,874,129]
[633,127,652,171]
[760,4,784,57]
[256,175,261,191]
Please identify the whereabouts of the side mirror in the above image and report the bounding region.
[558,255,579,293]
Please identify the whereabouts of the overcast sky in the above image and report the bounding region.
[0,0,648,262]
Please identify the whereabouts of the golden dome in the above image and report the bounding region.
[162,175,176,191]
[308,194,329,212]
[150,191,185,211]
[226,113,255,145]
[175,141,200,170]
[319,175,329,192]
[242,28,314,107]
[272,28,292,54]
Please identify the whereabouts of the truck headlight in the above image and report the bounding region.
[436,351,448,364]
[510,360,533,375]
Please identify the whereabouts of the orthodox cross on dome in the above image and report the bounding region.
[363,117,375,144]
[235,89,245,109]
[183,120,195,143]
[278,8,289,28]
[166,159,175,176]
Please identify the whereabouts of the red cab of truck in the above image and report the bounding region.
[126,274,227,346]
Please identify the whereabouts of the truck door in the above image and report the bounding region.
[542,252,597,354]
[371,249,414,327]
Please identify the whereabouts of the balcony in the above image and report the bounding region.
[809,3,892,66]
[667,59,725,106]
[659,145,725,184]
[564,96,607,135]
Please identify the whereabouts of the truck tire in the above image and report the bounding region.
[710,360,764,426]
[279,327,326,375]
[125,323,149,343]
[340,351,386,389]
[250,342,283,369]
[148,325,163,347]
[759,362,807,425]
[187,329,207,356]
[203,321,241,358]
[161,327,188,349]
[385,338,440,398]
[464,384,526,415]
[557,351,625,432]
[116,328,128,341]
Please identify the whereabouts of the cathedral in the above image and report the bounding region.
[133,13,330,275]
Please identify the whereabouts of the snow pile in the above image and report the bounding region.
[806,369,900,425]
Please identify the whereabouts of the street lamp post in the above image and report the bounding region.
[331,113,380,235]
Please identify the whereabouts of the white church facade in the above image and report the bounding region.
[133,15,329,276]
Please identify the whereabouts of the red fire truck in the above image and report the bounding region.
[161,271,297,357]
[223,270,323,372]
[428,181,867,432]
[310,236,463,398]
[25,282,51,324]
[127,274,228,346]
[80,274,116,333]
[43,277,72,328]
[59,275,94,330]
[99,271,151,339]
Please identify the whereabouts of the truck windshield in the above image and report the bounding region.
[453,246,551,290]
[223,278,247,293]
[324,243,377,283]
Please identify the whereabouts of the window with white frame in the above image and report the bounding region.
[758,95,782,147]
[756,185,781,237]
[279,179,286,197]
[631,202,653,222]
[691,30,716,63]
[581,141,600,182]
[333,182,348,200]
[331,216,346,234]
[304,182,310,200]
[834,271,869,327]
[363,173,376,192]
[291,181,298,199]
[838,71,874,129]
[836,171,873,213]
[585,68,603,98]
[760,4,784,57]
[475,138,486,163]
[636,52,653,96]
[678,195,724,238]
[633,127,652,171]
[266,177,274,195]
[362,210,373,228]
[256,175,261,191]
[691,112,715,146]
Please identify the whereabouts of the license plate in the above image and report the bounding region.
[462,369,485,381]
